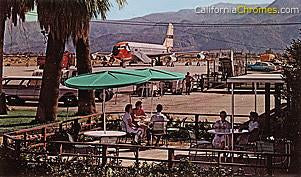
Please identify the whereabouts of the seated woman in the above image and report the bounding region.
[132,101,147,119]
[237,112,260,145]
[122,104,143,144]
[131,101,148,137]
[212,111,231,149]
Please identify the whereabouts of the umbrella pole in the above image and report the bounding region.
[231,83,234,152]
[115,88,118,105]
[103,89,106,134]
[151,83,154,116]
[254,82,257,112]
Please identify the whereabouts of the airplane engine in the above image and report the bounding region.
[196,52,206,60]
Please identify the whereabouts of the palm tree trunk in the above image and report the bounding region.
[0,13,7,115]
[36,33,65,122]
[75,31,96,115]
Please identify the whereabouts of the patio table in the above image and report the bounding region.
[84,131,126,144]
[208,129,248,135]
[208,129,249,148]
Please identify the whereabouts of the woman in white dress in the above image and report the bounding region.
[212,111,231,149]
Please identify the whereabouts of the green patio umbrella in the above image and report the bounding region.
[65,69,151,90]
[135,68,185,81]
[65,69,151,133]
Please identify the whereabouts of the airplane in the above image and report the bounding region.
[111,23,175,67]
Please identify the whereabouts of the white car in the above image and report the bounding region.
[2,76,78,106]
[32,68,114,102]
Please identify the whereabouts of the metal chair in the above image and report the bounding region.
[152,121,169,146]
[166,117,187,143]
[187,130,212,160]
[188,130,212,148]
[119,120,135,144]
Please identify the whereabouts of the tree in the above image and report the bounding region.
[36,0,126,122]
[0,0,34,115]
[283,31,301,172]
[74,0,126,116]
[75,31,96,115]
[284,33,301,117]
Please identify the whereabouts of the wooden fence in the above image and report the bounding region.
[2,112,291,176]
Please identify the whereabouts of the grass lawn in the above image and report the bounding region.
[0,109,77,134]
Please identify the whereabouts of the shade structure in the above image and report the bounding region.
[65,69,151,90]
[65,69,151,134]
[227,74,285,152]
[135,68,185,81]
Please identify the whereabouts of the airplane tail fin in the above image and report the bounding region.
[163,23,174,52]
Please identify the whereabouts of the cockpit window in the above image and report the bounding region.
[112,46,119,56]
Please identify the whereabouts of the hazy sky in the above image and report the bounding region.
[107,0,275,19]
[26,0,275,21]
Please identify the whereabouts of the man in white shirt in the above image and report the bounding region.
[146,104,168,146]
[122,104,143,144]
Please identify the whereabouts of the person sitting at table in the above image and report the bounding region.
[212,111,231,149]
[237,111,260,145]
[131,101,148,137]
[122,104,143,144]
[146,104,168,146]
[132,101,147,119]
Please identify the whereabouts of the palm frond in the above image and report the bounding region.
[36,0,127,42]
[1,0,35,26]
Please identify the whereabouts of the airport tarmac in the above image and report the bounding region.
[3,62,208,76]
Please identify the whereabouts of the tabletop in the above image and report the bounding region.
[134,117,151,123]
[208,129,249,135]
[83,131,126,138]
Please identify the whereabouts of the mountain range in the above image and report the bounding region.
[3,0,301,54]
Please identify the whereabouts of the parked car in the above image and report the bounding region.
[2,76,78,106]
[32,67,114,102]
[247,62,276,72]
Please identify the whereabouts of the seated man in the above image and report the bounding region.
[212,111,231,149]
[146,104,168,146]
[237,111,260,145]
[122,104,143,144]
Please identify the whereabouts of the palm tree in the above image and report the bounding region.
[35,0,126,122]
[0,0,34,115]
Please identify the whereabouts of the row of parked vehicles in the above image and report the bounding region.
[2,67,114,106]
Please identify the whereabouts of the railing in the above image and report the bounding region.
[2,111,291,175]
[13,140,291,176]
[2,112,250,153]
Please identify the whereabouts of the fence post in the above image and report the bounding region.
[168,149,175,169]
[267,153,273,176]
[23,132,27,147]
[102,145,108,166]
[59,123,63,132]
[59,143,63,154]
[217,151,221,167]
[135,147,139,166]
[195,114,199,127]
[3,135,8,148]
[15,139,21,160]
[42,127,47,150]
[195,115,199,137]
